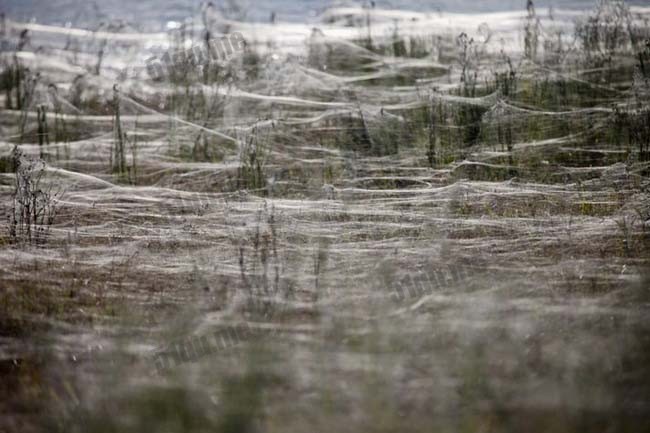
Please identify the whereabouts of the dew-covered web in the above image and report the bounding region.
[1,1,650,429]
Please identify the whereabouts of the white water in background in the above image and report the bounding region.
[2,0,648,29]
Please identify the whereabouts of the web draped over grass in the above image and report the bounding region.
[0,2,650,432]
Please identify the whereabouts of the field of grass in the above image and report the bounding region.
[1,1,650,432]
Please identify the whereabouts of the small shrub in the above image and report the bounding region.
[110,85,128,177]
[7,148,63,245]
[455,33,487,147]
[575,0,637,66]
[237,125,270,193]
[524,0,540,61]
